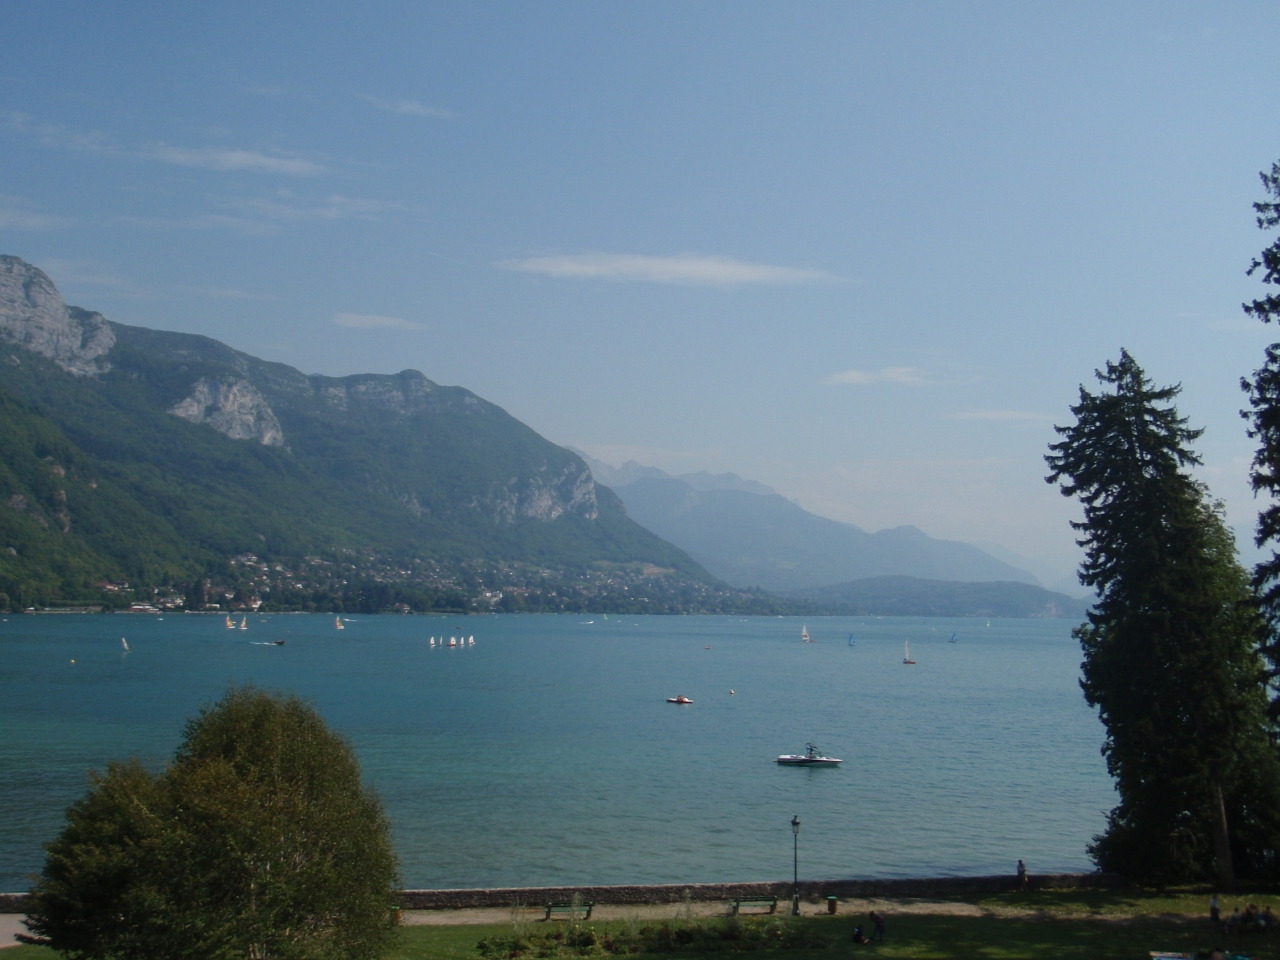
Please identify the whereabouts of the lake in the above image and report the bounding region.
[0,613,1113,891]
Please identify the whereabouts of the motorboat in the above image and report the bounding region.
[777,743,841,766]
[667,695,693,704]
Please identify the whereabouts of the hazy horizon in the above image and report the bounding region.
[4,3,1280,585]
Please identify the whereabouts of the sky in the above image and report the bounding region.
[3,2,1280,588]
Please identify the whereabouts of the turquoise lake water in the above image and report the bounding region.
[0,614,1114,891]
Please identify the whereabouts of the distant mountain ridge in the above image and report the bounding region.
[0,255,771,614]
[574,451,1039,593]
[568,450,777,496]
[793,575,1090,619]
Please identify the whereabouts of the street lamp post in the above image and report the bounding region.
[791,815,800,916]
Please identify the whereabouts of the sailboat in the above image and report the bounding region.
[121,637,129,652]
[801,624,811,642]
[948,632,958,643]
[848,633,854,646]
[239,617,247,630]
[225,615,235,629]
[468,636,474,645]
[335,616,344,630]
[903,641,916,665]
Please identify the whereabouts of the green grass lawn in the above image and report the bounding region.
[378,915,1275,960]
[7,890,1280,960]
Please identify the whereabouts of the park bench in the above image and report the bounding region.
[731,896,778,916]
[544,901,594,921]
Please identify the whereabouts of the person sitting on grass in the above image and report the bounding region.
[851,925,869,945]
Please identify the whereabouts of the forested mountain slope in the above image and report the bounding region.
[0,255,755,614]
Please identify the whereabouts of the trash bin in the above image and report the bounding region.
[826,896,838,915]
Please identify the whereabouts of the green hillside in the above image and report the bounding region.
[792,575,1091,619]
[0,256,782,614]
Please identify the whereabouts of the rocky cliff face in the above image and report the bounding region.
[312,370,436,415]
[0,257,115,376]
[169,377,285,447]
[489,462,598,523]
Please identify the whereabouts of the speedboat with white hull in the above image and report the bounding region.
[776,743,842,766]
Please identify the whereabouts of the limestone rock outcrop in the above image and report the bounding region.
[0,256,115,375]
[169,377,285,447]
[491,462,598,523]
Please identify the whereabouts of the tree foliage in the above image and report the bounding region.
[23,686,400,960]
[1241,159,1280,723]
[1047,350,1280,885]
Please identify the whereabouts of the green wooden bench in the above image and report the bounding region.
[544,901,594,921]
[731,896,778,915]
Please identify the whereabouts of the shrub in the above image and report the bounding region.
[23,685,400,960]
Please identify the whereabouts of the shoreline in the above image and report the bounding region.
[0,873,1114,914]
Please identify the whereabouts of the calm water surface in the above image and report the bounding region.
[0,614,1113,890]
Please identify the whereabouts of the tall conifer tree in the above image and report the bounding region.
[1048,351,1279,885]
[1241,159,1280,723]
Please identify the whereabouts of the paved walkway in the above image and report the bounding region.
[402,897,994,926]
[0,915,26,950]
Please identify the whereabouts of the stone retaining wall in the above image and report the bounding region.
[397,873,1112,909]
[0,874,1115,914]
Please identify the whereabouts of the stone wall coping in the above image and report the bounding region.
[0,874,1115,913]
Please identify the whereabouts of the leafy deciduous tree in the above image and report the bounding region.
[23,685,400,960]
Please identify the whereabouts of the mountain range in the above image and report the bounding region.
[0,255,776,615]
[0,255,1086,619]
[572,451,1039,594]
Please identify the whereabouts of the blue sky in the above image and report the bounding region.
[3,2,1279,585]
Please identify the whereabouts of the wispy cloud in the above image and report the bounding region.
[363,96,454,120]
[824,367,930,386]
[332,312,426,330]
[4,111,109,152]
[179,285,278,301]
[5,111,321,177]
[947,410,1049,421]
[124,194,393,236]
[500,252,838,287]
[0,195,69,230]
[141,143,322,175]
[229,194,392,221]
[37,259,156,299]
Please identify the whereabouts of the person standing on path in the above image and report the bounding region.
[1210,895,1220,925]
[1017,860,1028,891]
